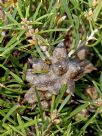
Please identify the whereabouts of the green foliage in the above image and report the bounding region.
[0,0,102,135]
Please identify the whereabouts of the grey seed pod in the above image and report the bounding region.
[24,35,96,105]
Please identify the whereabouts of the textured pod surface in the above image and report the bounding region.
[25,41,96,104]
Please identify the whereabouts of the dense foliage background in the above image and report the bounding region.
[0,0,102,135]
